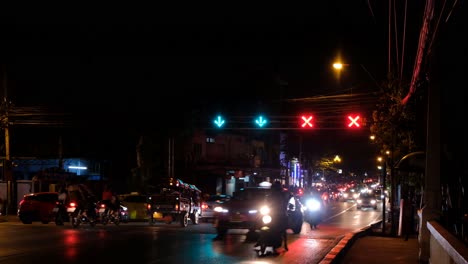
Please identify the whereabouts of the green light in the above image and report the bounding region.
[213,115,225,128]
[255,115,267,127]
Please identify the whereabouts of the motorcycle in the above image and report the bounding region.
[303,196,324,230]
[97,200,122,226]
[254,205,289,257]
[68,201,97,228]
[286,195,304,234]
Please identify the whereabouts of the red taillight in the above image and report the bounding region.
[201,203,208,209]
[69,202,77,207]
[19,199,25,206]
[100,204,106,208]
[147,204,151,210]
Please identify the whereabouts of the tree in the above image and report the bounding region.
[370,74,420,165]
[370,74,426,189]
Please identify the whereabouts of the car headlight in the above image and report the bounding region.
[262,215,272,224]
[305,199,321,211]
[214,206,228,213]
[260,205,270,215]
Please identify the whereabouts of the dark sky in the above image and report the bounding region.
[0,3,432,176]
[2,4,392,111]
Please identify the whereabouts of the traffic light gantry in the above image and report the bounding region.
[210,113,365,130]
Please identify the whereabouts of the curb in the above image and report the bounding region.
[0,215,18,223]
[319,221,379,264]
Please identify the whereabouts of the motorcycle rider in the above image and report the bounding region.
[108,194,121,218]
[58,186,68,202]
[254,181,289,253]
[69,184,97,221]
[303,188,325,229]
[55,186,68,225]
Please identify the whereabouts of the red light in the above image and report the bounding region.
[347,115,361,128]
[69,202,77,207]
[100,204,106,208]
[201,203,208,209]
[300,115,314,128]
[296,188,304,196]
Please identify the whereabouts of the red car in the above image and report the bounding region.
[17,192,59,224]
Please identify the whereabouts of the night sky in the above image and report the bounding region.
[0,3,439,179]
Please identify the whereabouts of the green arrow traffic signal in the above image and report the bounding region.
[255,115,268,127]
[213,115,225,128]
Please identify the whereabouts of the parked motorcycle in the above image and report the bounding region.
[254,205,288,257]
[303,196,324,230]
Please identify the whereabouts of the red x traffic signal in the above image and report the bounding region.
[299,115,314,128]
[347,114,361,128]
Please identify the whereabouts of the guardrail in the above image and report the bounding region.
[427,220,468,263]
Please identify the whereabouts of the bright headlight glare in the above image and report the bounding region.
[262,215,272,224]
[306,199,321,211]
[260,205,270,215]
[214,206,227,213]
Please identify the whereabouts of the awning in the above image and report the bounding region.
[394,151,425,173]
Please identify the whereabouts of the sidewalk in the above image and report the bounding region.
[322,221,421,264]
[0,214,19,223]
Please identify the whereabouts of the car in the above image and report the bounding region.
[118,193,148,221]
[356,192,378,210]
[341,189,360,202]
[213,187,272,237]
[201,194,231,222]
[17,192,59,224]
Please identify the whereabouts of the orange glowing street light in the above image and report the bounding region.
[333,62,348,70]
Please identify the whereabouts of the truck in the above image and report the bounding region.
[147,178,202,227]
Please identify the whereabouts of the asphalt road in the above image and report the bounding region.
[0,201,382,263]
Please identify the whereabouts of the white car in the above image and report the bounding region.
[201,194,231,222]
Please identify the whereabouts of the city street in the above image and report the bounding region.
[0,201,382,263]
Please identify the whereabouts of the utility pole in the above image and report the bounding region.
[1,66,13,215]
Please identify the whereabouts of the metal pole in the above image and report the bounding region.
[390,136,397,236]
[2,66,13,215]
[382,160,387,234]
